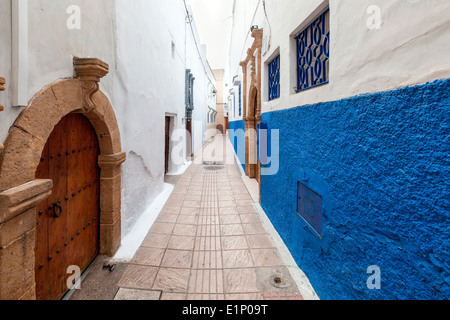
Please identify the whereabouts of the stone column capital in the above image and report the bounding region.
[0,179,53,224]
[73,58,109,112]
[98,152,127,169]
[74,58,109,82]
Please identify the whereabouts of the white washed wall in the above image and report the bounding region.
[115,0,215,235]
[0,0,14,142]
[0,0,215,238]
[228,0,450,114]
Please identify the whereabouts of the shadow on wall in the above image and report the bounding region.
[121,151,164,236]
[260,79,450,300]
[229,120,246,172]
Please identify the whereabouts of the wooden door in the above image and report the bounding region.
[165,116,171,174]
[254,118,261,185]
[35,113,100,300]
[186,119,193,161]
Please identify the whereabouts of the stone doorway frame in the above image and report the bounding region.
[0,58,126,300]
[240,29,263,186]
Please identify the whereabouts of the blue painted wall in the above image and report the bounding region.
[260,79,450,300]
[229,120,246,172]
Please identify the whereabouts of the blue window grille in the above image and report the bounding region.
[295,8,330,92]
[268,55,280,101]
[239,85,242,116]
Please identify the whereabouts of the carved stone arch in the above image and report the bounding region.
[240,29,263,186]
[248,85,260,120]
[0,58,125,300]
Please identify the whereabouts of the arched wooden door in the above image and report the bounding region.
[35,113,100,300]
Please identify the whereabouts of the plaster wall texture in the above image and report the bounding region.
[1,0,116,143]
[114,0,216,235]
[229,119,246,172]
[0,0,14,142]
[0,0,216,238]
[185,13,217,152]
[213,69,226,131]
[228,0,450,300]
[228,0,450,116]
[260,79,450,300]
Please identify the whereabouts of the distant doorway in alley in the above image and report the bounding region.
[247,88,261,185]
[165,116,171,175]
[35,113,100,301]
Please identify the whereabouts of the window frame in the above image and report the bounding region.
[295,8,330,93]
[268,54,281,101]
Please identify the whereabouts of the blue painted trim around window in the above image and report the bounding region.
[268,55,280,101]
[295,8,330,92]
[239,85,242,116]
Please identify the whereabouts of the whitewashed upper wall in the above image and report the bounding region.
[0,0,116,143]
[0,0,14,143]
[0,0,216,237]
[229,0,450,115]
[115,0,215,235]
[186,8,217,152]
[28,0,116,101]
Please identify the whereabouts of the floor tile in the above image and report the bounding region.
[157,213,179,224]
[153,268,191,293]
[177,215,199,225]
[173,224,197,236]
[219,207,239,215]
[221,224,245,236]
[150,222,175,235]
[220,215,241,225]
[161,250,193,269]
[131,247,165,266]
[240,214,261,224]
[247,235,276,249]
[222,250,253,268]
[225,293,262,300]
[223,268,259,293]
[168,235,196,250]
[114,288,161,300]
[162,206,182,214]
[243,223,267,235]
[221,236,248,250]
[180,207,200,215]
[184,200,200,208]
[161,293,187,300]
[118,265,159,290]
[219,200,236,208]
[251,249,284,267]
[141,233,170,249]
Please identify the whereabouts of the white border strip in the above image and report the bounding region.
[112,183,174,262]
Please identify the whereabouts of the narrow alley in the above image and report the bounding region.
[0,0,448,303]
[69,136,317,301]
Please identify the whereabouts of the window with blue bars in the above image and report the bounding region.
[239,85,242,116]
[295,8,330,92]
[233,94,236,118]
[268,55,280,101]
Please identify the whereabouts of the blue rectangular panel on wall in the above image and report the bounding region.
[297,182,322,236]
[257,122,270,166]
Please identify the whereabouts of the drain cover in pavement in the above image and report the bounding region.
[204,166,225,171]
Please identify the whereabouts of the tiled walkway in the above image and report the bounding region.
[115,137,305,300]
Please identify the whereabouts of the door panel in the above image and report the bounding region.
[165,117,171,174]
[35,113,100,300]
